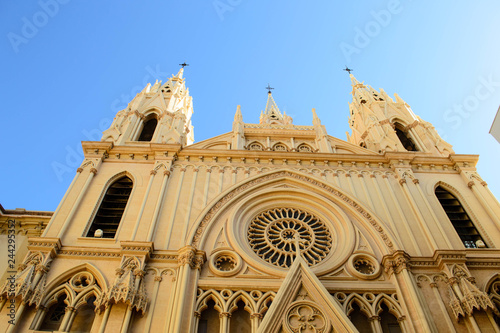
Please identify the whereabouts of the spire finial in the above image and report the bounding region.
[265,83,274,94]
[293,233,304,258]
[343,66,353,74]
[179,62,189,68]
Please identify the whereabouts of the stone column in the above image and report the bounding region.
[429,278,455,332]
[250,313,262,333]
[171,246,206,333]
[468,180,500,229]
[381,174,422,255]
[369,315,383,333]
[97,305,112,333]
[203,167,212,206]
[143,275,163,333]
[131,169,157,240]
[59,306,76,332]
[147,169,171,242]
[220,312,231,333]
[57,167,97,238]
[382,251,437,333]
[181,168,199,242]
[120,269,145,333]
[165,168,186,247]
[6,301,26,333]
[411,179,452,248]
[42,167,83,237]
[399,178,438,250]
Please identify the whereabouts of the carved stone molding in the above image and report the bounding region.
[382,251,411,276]
[283,301,330,333]
[191,171,395,250]
[178,246,206,270]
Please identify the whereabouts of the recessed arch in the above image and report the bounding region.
[84,171,135,239]
[392,121,418,151]
[43,263,108,295]
[187,169,400,274]
[433,182,488,248]
[272,142,289,152]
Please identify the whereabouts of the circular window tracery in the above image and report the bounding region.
[247,208,332,268]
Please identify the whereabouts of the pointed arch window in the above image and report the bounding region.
[137,116,158,141]
[435,186,486,248]
[394,123,418,151]
[86,176,133,238]
[40,294,67,331]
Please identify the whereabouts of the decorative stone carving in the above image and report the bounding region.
[297,144,313,153]
[96,256,148,315]
[0,251,50,307]
[283,301,330,333]
[346,253,381,280]
[247,208,332,268]
[192,171,395,251]
[209,249,242,277]
[446,265,495,320]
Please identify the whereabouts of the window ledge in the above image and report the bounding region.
[77,237,118,243]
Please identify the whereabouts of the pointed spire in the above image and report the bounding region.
[264,91,283,120]
[349,73,364,88]
[174,67,184,80]
[234,105,243,122]
[312,108,321,125]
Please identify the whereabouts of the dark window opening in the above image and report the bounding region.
[40,294,67,331]
[138,118,158,141]
[394,125,418,151]
[229,300,251,333]
[197,299,220,333]
[435,186,486,248]
[86,176,133,238]
[68,295,96,333]
[379,303,402,333]
[349,302,372,332]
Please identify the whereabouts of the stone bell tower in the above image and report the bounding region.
[346,74,453,156]
[101,67,194,146]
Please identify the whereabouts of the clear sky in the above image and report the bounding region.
[1,1,499,211]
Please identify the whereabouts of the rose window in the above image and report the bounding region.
[247,208,332,268]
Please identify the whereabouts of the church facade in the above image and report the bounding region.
[1,68,500,333]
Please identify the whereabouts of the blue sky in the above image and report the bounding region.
[1,1,499,211]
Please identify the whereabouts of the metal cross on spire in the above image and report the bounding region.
[265,83,274,94]
[343,66,353,74]
[179,62,189,68]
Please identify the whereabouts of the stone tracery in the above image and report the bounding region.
[247,208,332,268]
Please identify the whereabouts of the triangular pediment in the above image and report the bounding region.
[184,132,233,150]
[138,91,170,114]
[258,255,359,333]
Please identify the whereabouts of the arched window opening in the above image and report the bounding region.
[69,295,97,333]
[379,303,402,333]
[394,124,418,151]
[248,142,263,151]
[197,299,220,333]
[40,294,67,331]
[435,186,486,248]
[349,302,373,332]
[260,298,273,320]
[138,117,158,141]
[86,176,133,238]
[230,300,251,333]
